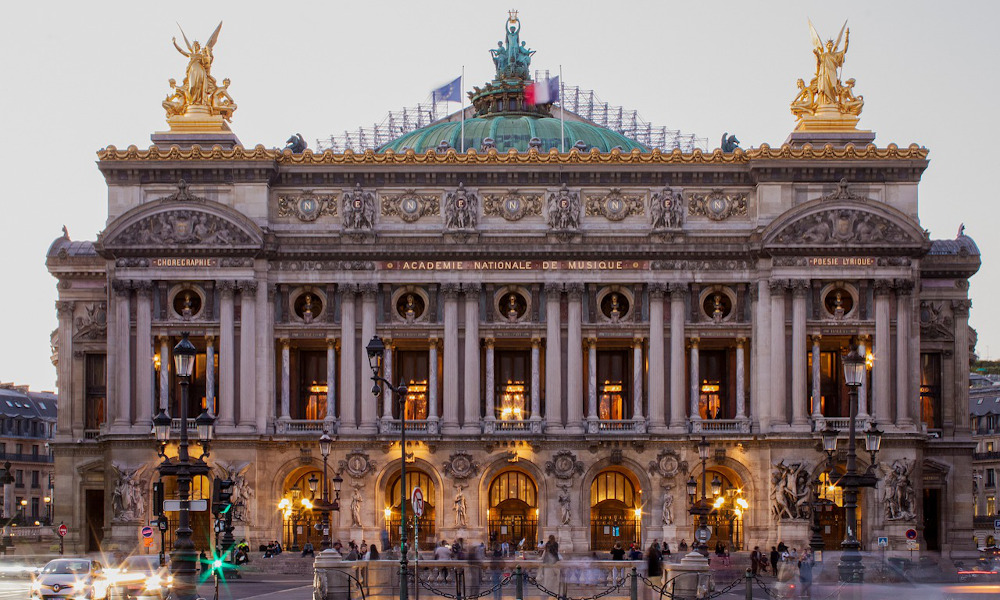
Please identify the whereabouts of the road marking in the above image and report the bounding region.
[237,584,313,599]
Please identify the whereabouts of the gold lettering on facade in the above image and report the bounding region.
[151,258,219,268]
[806,257,875,267]
[380,260,646,271]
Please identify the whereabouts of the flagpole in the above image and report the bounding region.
[559,65,565,153]
[460,66,466,152]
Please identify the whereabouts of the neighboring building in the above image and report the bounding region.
[0,384,56,526]
[971,373,1000,546]
[46,16,981,558]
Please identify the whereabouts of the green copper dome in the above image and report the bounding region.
[378,115,648,154]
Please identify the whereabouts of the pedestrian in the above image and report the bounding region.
[540,535,561,594]
[610,541,626,560]
[490,544,504,600]
[647,541,663,578]
[301,542,314,557]
[798,550,813,599]
[769,546,779,575]
[678,539,688,553]
[750,546,761,575]
[434,540,452,560]
[662,542,671,558]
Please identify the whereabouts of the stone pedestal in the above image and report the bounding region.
[783,129,875,149]
[556,526,584,554]
[776,519,811,551]
[107,522,142,554]
[659,525,680,549]
[666,551,711,600]
[313,549,351,600]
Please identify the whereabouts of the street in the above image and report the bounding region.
[4,574,314,600]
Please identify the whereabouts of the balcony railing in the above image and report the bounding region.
[974,451,1000,461]
[170,418,196,432]
[483,419,544,435]
[275,419,337,435]
[689,418,751,434]
[974,515,1000,528]
[811,416,870,432]
[586,419,647,435]
[377,418,438,436]
[0,453,53,464]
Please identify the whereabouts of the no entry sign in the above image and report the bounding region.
[411,486,424,517]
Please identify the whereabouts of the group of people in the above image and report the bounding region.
[750,542,815,595]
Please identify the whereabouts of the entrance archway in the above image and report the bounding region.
[814,468,867,550]
[161,474,212,552]
[692,468,746,551]
[590,469,641,551]
[487,470,538,550]
[278,469,323,551]
[386,470,436,551]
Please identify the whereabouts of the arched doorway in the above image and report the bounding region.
[160,474,213,552]
[487,470,538,550]
[693,469,747,551]
[386,470,436,551]
[279,469,324,551]
[590,469,642,551]
[814,469,866,550]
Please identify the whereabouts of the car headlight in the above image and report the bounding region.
[30,580,41,591]
[145,575,163,590]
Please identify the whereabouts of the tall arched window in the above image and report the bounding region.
[386,470,436,551]
[590,470,640,551]
[488,471,538,548]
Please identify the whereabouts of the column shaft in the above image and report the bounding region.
[587,338,598,419]
[811,336,822,418]
[239,282,258,428]
[647,287,666,429]
[55,302,75,436]
[135,285,153,427]
[442,286,460,432]
[485,339,496,421]
[754,280,772,431]
[769,280,787,426]
[159,337,170,412]
[735,339,746,418]
[359,286,377,433]
[544,288,562,427]
[566,286,584,432]
[895,283,914,427]
[530,338,541,421]
[218,282,235,427]
[874,281,892,422]
[205,337,215,417]
[689,339,700,420]
[280,339,291,419]
[428,339,439,420]
[326,340,337,422]
[112,281,131,427]
[463,289,481,431]
[857,338,870,419]
[383,340,394,419]
[791,282,808,426]
[669,285,687,429]
[339,289,357,429]
[632,337,643,420]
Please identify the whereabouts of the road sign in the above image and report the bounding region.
[906,539,919,550]
[905,528,917,540]
[411,486,424,517]
[163,499,209,512]
[141,526,154,538]
[877,537,888,547]
[143,537,154,548]
[57,524,67,537]
[994,519,1000,531]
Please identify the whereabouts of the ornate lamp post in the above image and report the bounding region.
[312,431,335,549]
[366,335,409,600]
[686,436,716,556]
[153,333,216,600]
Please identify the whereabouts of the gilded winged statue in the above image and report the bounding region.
[791,20,863,127]
[164,22,237,122]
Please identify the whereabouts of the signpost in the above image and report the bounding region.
[164,499,208,512]
[57,522,66,556]
[905,529,917,540]
[877,537,888,547]
[141,526,153,553]
[412,487,423,600]
[994,519,1000,531]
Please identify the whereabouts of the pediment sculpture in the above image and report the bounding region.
[772,208,912,246]
[111,209,254,246]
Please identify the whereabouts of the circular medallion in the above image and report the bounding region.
[501,196,526,221]
[297,197,319,220]
[707,196,729,219]
[603,196,628,221]
[399,197,421,222]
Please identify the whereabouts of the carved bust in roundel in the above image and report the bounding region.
[443,452,480,480]
[545,450,584,480]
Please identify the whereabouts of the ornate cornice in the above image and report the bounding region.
[97,143,929,164]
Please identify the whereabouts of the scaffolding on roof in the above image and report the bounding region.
[315,80,707,153]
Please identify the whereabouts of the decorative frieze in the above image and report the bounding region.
[584,189,643,221]
[651,259,749,270]
[687,189,748,221]
[382,189,439,223]
[276,191,338,222]
[483,190,542,221]
[272,260,374,271]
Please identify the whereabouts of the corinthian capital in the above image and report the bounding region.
[873,279,894,296]
[894,279,914,296]
[791,279,811,296]
[669,283,688,300]
[111,279,132,296]
[237,280,258,297]
[768,279,788,294]
[565,283,585,299]
[648,283,667,298]
[440,283,461,299]
[55,301,75,316]
[951,299,972,317]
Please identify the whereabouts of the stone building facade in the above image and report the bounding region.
[45,17,980,558]
[0,385,56,526]
[971,373,1000,546]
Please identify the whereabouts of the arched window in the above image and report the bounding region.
[488,471,538,548]
[278,469,323,551]
[386,470,436,551]
[590,470,640,551]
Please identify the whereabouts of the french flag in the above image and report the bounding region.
[526,76,559,105]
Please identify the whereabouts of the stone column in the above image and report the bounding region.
[135,283,153,428]
[205,336,215,417]
[255,272,271,435]
[566,284,585,433]
[238,281,258,429]
[217,281,235,427]
[669,284,687,430]
[769,280,788,427]
[648,285,666,431]
[587,338,598,420]
[383,339,394,419]
[545,286,562,427]
[463,287,481,432]
[428,338,439,421]
[632,337,644,420]
[326,339,337,423]
[689,338,700,421]
[158,336,170,412]
[280,339,291,420]
[442,284,461,433]
[530,338,541,422]
[953,299,973,433]
[791,280,809,427]
[339,287,357,430]
[359,284,378,434]
[55,301,75,437]
[857,336,870,419]
[484,338,496,423]
[754,280,772,432]
[811,335,822,418]
[735,338,747,418]
[112,280,131,427]
[895,281,914,428]
[873,280,893,423]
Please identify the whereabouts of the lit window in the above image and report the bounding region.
[988,496,996,516]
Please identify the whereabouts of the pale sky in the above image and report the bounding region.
[1,0,996,392]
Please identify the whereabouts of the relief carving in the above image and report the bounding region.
[338,449,377,479]
[919,301,954,340]
[688,190,748,221]
[444,183,478,231]
[74,302,108,340]
[383,190,439,223]
[770,460,811,521]
[276,190,338,222]
[585,189,643,221]
[214,461,254,523]
[483,190,542,221]
[113,210,253,246]
[544,450,584,480]
[443,451,480,480]
[342,183,376,231]
[650,187,685,230]
[546,184,581,234]
[773,209,910,245]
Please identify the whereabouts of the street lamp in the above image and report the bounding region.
[366,335,409,600]
[153,332,215,600]
[311,431,335,549]
[688,436,713,556]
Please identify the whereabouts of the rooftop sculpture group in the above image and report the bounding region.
[490,11,535,80]
[790,20,864,131]
[162,22,237,131]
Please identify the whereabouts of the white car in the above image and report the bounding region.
[30,559,109,600]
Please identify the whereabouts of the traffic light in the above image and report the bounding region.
[153,481,164,516]
[211,477,235,515]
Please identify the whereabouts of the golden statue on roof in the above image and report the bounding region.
[791,20,864,132]
[162,22,237,132]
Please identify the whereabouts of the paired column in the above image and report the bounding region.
[565,284,585,433]
[769,280,788,427]
[382,339,394,419]
[238,281,258,429]
[856,336,870,419]
[158,336,171,412]
[753,280,772,431]
[112,280,131,427]
[280,339,291,419]
[218,282,236,427]
[689,338,700,421]
[873,280,893,422]
[428,339,439,421]
[587,338,598,420]
[463,287,481,432]
[895,281,914,427]
[530,338,541,422]
[484,338,496,422]
[359,284,378,433]
[441,285,461,433]
[205,336,216,417]
[791,280,809,427]
[668,284,688,429]
[544,286,562,427]
[647,285,666,430]
[811,335,822,418]
[135,283,153,428]
[325,339,337,422]
[55,302,75,436]
[632,337,644,420]
[339,287,357,429]
[735,338,747,418]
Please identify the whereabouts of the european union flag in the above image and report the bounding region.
[431,76,462,103]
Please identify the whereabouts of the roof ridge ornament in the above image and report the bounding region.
[790,20,864,132]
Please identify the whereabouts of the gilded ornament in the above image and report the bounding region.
[276,191,338,222]
[163,22,237,132]
[382,190,439,223]
[483,190,542,221]
[790,21,865,131]
[584,189,644,221]
[687,190,748,221]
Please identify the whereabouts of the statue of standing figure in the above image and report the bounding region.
[454,485,469,528]
[490,13,535,80]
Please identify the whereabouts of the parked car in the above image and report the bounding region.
[111,555,172,600]
[30,558,109,600]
